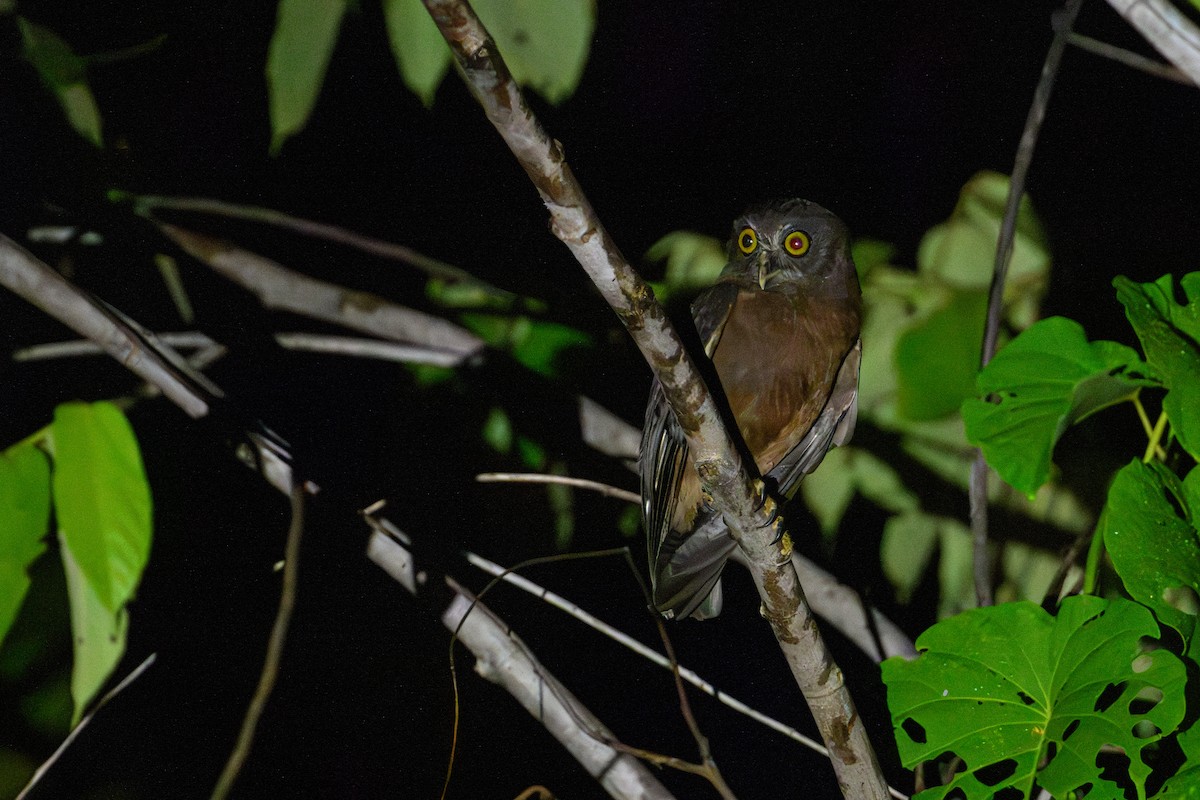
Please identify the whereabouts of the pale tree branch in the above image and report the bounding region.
[419,1,888,796]
[154,222,484,362]
[3,228,675,798]
[365,527,678,800]
[1103,0,1200,85]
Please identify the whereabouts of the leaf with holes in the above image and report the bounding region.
[1103,460,1200,648]
[962,316,1156,497]
[1115,272,1200,460]
[882,596,1187,799]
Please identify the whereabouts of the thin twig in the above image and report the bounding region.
[16,654,158,800]
[476,472,640,504]
[1065,31,1192,83]
[1102,0,1200,86]
[420,2,887,795]
[211,483,306,800]
[970,0,1083,608]
[117,191,520,302]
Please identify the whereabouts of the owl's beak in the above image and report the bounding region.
[757,251,777,290]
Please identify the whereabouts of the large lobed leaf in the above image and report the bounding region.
[883,596,1188,799]
[1114,273,1200,460]
[0,442,51,649]
[49,402,152,722]
[1103,460,1200,649]
[962,316,1156,497]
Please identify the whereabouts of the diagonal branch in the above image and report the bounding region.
[970,0,1083,608]
[419,1,888,796]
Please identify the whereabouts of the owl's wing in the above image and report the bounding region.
[641,283,741,619]
[772,338,861,498]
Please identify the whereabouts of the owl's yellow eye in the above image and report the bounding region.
[783,230,811,257]
[737,227,757,254]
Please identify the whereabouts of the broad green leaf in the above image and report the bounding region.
[881,511,964,607]
[895,290,987,420]
[49,402,152,615]
[917,171,1049,329]
[61,544,127,724]
[18,17,102,146]
[1115,273,1200,460]
[459,313,591,377]
[849,238,895,281]
[1103,460,1200,646]
[644,231,727,304]
[882,510,1075,616]
[883,596,1188,799]
[801,446,918,537]
[266,0,349,153]
[857,265,952,418]
[473,0,595,104]
[383,0,451,106]
[0,442,51,649]
[962,316,1156,497]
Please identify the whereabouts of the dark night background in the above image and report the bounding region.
[2,1,1199,798]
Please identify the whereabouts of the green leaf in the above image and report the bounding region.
[48,403,152,722]
[473,0,595,104]
[482,407,513,454]
[883,596,1188,800]
[516,435,546,470]
[266,0,349,153]
[1103,460,1200,646]
[962,316,1156,497]
[895,290,987,420]
[644,231,727,303]
[0,442,51,649]
[849,238,895,280]
[383,0,451,106]
[800,446,918,537]
[61,545,127,725]
[881,512,968,608]
[18,17,102,147]
[459,313,591,377]
[917,170,1049,329]
[1159,722,1200,797]
[49,403,152,614]
[547,461,573,550]
[1114,273,1200,460]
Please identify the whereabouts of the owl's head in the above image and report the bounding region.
[723,198,855,293]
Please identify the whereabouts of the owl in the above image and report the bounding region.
[641,198,862,619]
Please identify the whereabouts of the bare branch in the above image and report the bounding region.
[578,396,642,464]
[154,223,483,362]
[419,2,889,795]
[1103,0,1200,85]
[1065,30,1192,83]
[476,472,640,504]
[971,0,1084,608]
[17,654,157,800]
[0,234,211,417]
[211,482,306,800]
[120,191,518,301]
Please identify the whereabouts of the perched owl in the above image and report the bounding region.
[641,198,862,619]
